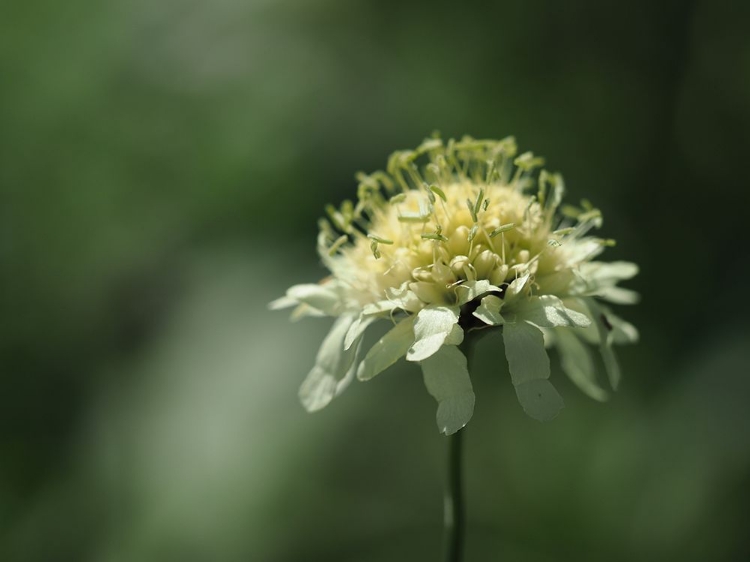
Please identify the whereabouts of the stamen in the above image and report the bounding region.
[546,173,565,215]
[466,199,478,223]
[577,209,602,223]
[524,195,539,231]
[561,204,581,219]
[421,233,449,242]
[372,171,395,193]
[552,227,576,236]
[490,223,516,238]
[406,163,424,190]
[537,170,549,207]
[467,224,479,256]
[513,152,545,171]
[485,159,497,185]
[367,234,394,245]
[398,214,431,224]
[370,240,381,259]
[473,188,485,218]
[429,185,447,202]
[318,218,336,241]
[328,234,349,256]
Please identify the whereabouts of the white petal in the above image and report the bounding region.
[584,298,621,389]
[455,280,500,305]
[299,315,361,411]
[595,286,641,305]
[502,321,551,385]
[504,273,531,302]
[600,344,621,390]
[410,281,447,304]
[286,283,342,316]
[607,311,639,344]
[362,300,401,316]
[406,305,460,362]
[562,238,604,265]
[555,329,609,401]
[290,305,325,322]
[473,295,505,325]
[357,316,416,381]
[385,283,423,313]
[268,295,297,310]
[444,323,465,346]
[514,379,564,421]
[514,295,592,328]
[344,314,377,350]
[580,261,639,283]
[563,297,600,344]
[421,345,475,435]
[575,261,640,302]
[535,270,575,296]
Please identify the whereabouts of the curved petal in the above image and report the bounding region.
[421,345,475,435]
[357,316,416,381]
[503,321,565,421]
[444,323,465,346]
[275,283,343,316]
[584,298,622,390]
[473,295,505,326]
[514,295,591,328]
[502,321,551,385]
[580,261,639,283]
[406,305,460,362]
[555,329,608,401]
[344,315,377,350]
[514,379,564,421]
[455,280,500,305]
[299,315,361,411]
[595,286,640,305]
[607,310,640,344]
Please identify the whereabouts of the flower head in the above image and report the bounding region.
[272,135,639,434]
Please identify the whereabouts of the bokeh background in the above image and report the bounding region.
[2,0,750,560]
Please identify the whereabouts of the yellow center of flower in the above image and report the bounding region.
[348,181,560,304]
[318,136,606,308]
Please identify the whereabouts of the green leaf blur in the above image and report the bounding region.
[2,0,749,560]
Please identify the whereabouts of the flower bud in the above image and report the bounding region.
[450,255,471,277]
[473,250,499,279]
[490,264,510,285]
[447,226,471,256]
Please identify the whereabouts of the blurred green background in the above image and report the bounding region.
[2,0,750,560]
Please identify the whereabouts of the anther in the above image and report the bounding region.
[466,199,478,223]
[367,234,394,245]
[490,223,516,238]
[429,185,447,202]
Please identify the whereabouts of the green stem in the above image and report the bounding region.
[444,428,465,562]
[443,334,480,562]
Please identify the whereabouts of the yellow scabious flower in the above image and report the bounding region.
[272,135,638,434]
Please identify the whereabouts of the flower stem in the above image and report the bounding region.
[443,334,480,562]
[444,427,465,562]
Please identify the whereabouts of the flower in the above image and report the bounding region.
[271,135,639,434]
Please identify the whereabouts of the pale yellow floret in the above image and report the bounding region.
[328,180,569,307]
[314,136,616,316]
